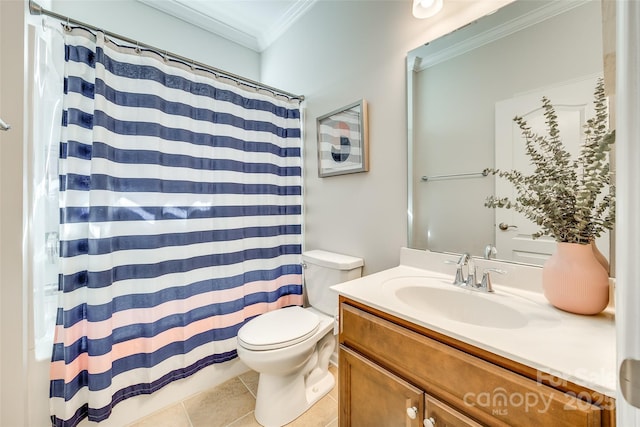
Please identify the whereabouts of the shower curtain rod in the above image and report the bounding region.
[28,0,305,102]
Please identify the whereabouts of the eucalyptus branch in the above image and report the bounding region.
[484,78,615,244]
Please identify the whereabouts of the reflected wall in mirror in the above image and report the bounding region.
[407,0,613,267]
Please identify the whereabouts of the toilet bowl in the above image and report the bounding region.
[237,306,335,426]
[236,250,363,427]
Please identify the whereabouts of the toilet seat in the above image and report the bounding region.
[237,306,320,351]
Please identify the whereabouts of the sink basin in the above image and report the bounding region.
[382,276,529,329]
[394,285,528,329]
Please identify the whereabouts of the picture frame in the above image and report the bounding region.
[316,100,369,177]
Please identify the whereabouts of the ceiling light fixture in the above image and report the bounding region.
[412,0,444,19]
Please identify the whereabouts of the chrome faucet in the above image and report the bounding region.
[446,253,505,293]
[452,252,479,287]
[465,256,478,287]
[478,268,506,293]
[448,252,470,285]
[483,244,497,259]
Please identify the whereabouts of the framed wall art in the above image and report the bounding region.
[316,100,369,177]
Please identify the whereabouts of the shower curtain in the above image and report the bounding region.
[49,27,303,427]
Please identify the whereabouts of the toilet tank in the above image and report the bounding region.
[302,250,363,316]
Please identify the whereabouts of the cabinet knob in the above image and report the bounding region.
[423,417,436,427]
[407,406,418,419]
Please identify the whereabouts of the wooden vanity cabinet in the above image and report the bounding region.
[339,347,425,427]
[340,346,480,427]
[338,297,615,427]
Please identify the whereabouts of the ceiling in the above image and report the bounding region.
[138,0,319,52]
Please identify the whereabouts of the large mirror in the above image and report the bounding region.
[407,0,613,267]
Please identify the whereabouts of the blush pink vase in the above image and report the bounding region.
[591,240,610,274]
[542,242,610,315]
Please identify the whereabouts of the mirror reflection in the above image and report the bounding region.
[407,0,609,266]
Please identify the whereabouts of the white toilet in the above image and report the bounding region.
[237,250,363,427]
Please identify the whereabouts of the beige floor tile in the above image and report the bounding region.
[127,403,191,427]
[328,365,338,402]
[227,411,262,427]
[184,377,255,427]
[129,367,339,427]
[239,370,259,398]
[286,395,338,427]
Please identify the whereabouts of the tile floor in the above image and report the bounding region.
[127,365,339,427]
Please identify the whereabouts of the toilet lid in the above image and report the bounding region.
[237,306,320,351]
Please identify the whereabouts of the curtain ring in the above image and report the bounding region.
[135,42,141,54]
[63,17,71,32]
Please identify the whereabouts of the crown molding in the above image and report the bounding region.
[138,0,317,52]
[413,1,586,71]
[258,0,317,51]
[139,0,260,51]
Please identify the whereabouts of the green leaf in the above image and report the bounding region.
[485,78,615,242]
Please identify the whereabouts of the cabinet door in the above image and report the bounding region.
[339,346,424,427]
[425,393,483,427]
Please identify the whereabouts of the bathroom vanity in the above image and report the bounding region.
[332,248,616,426]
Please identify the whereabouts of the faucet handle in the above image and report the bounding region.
[479,268,506,292]
[466,266,478,288]
[444,260,466,285]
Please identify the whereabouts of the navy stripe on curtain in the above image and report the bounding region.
[50,28,303,427]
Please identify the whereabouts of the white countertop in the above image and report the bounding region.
[331,248,616,397]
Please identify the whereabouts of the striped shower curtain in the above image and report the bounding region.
[49,28,303,427]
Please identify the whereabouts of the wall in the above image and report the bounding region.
[51,0,260,81]
[261,0,513,275]
[1,2,28,426]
